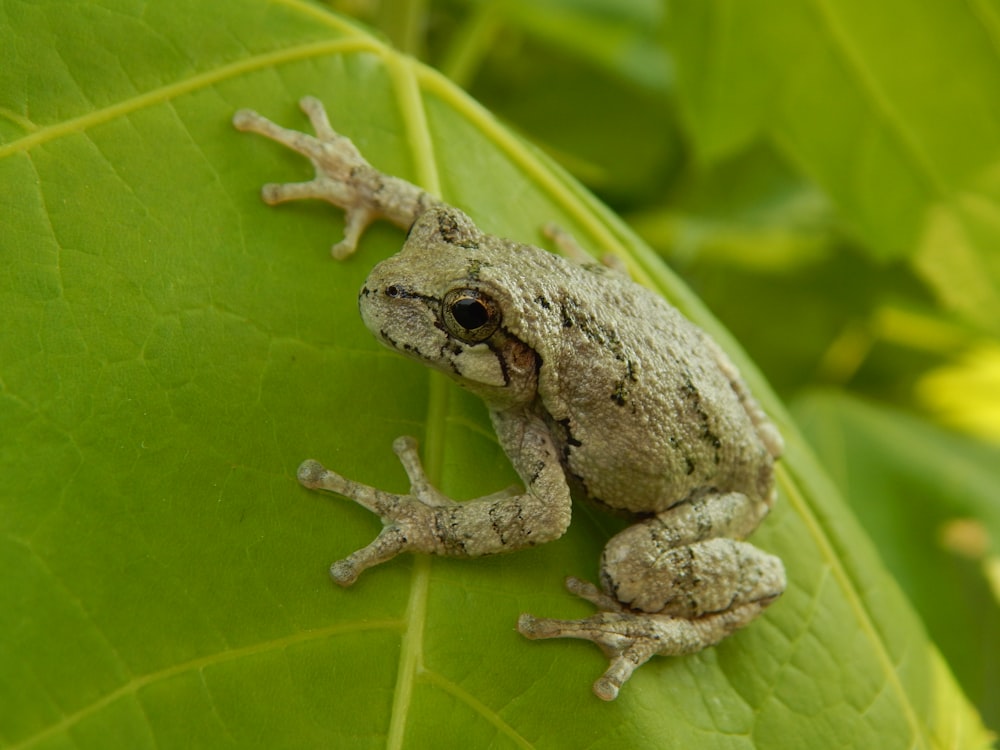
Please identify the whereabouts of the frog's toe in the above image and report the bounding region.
[518,611,660,700]
[519,604,773,699]
[564,576,623,611]
[519,611,632,649]
[330,524,411,586]
[591,640,662,701]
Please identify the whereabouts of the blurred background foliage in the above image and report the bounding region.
[330,0,1000,730]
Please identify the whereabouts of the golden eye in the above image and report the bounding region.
[442,288,500,342]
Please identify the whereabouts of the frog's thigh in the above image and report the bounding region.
[600,495,784,617]
[603,534,785,618]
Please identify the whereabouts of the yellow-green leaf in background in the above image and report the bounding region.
[668,0,1000,336]
[794,390,1000,732]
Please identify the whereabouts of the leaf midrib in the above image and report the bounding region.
[380,50,443,750]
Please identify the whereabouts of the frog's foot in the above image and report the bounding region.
[518,577,771,700]
[233,97,437,259]
[298,436,458,586]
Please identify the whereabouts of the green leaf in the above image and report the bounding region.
[668,0,1000,336]
[427,0,681,202]
[627,143,839,272]
[441,0,672,92]
[793,390,1000,730]
[0,1,991,748]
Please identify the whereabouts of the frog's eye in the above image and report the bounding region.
[442,288,501,342]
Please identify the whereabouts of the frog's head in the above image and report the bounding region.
[357,206,538,407]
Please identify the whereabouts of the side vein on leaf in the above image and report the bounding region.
[742,566,832,730]
[967,0,1000,60]
[806,0,947,198]
[269,0,374,35]
[196,669,238,745]
[420,669,535,750]
[777,466,927,749]
[0,38,383,161]
[8,619,405,750]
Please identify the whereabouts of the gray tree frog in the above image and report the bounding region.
[233,97,786,700]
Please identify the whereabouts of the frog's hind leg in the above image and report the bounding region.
[518,492,785,700]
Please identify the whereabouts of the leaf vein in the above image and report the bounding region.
[0,38,385,161]
[807,0,948,199]
[8,619,405,750]
[777,467,928,749]
[421,669,536,749]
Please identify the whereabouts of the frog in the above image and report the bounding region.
[233,97,787,701]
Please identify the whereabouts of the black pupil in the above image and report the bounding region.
[452,297,490,330]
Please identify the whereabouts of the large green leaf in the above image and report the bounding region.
[0,1,991,748]
[793,390,1000,730]
[668,0,1000,335]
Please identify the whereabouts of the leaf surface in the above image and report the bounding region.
[793,391,1000,730]
[0,1,991,748]
[668,0,1000,335]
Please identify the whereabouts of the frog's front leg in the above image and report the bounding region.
[300,411,572,586]
[519,492,786,700]
[233,97,440,258]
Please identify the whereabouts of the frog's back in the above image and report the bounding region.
[517,264,776,515]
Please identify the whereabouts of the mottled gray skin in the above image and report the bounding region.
[234,97,786,701]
